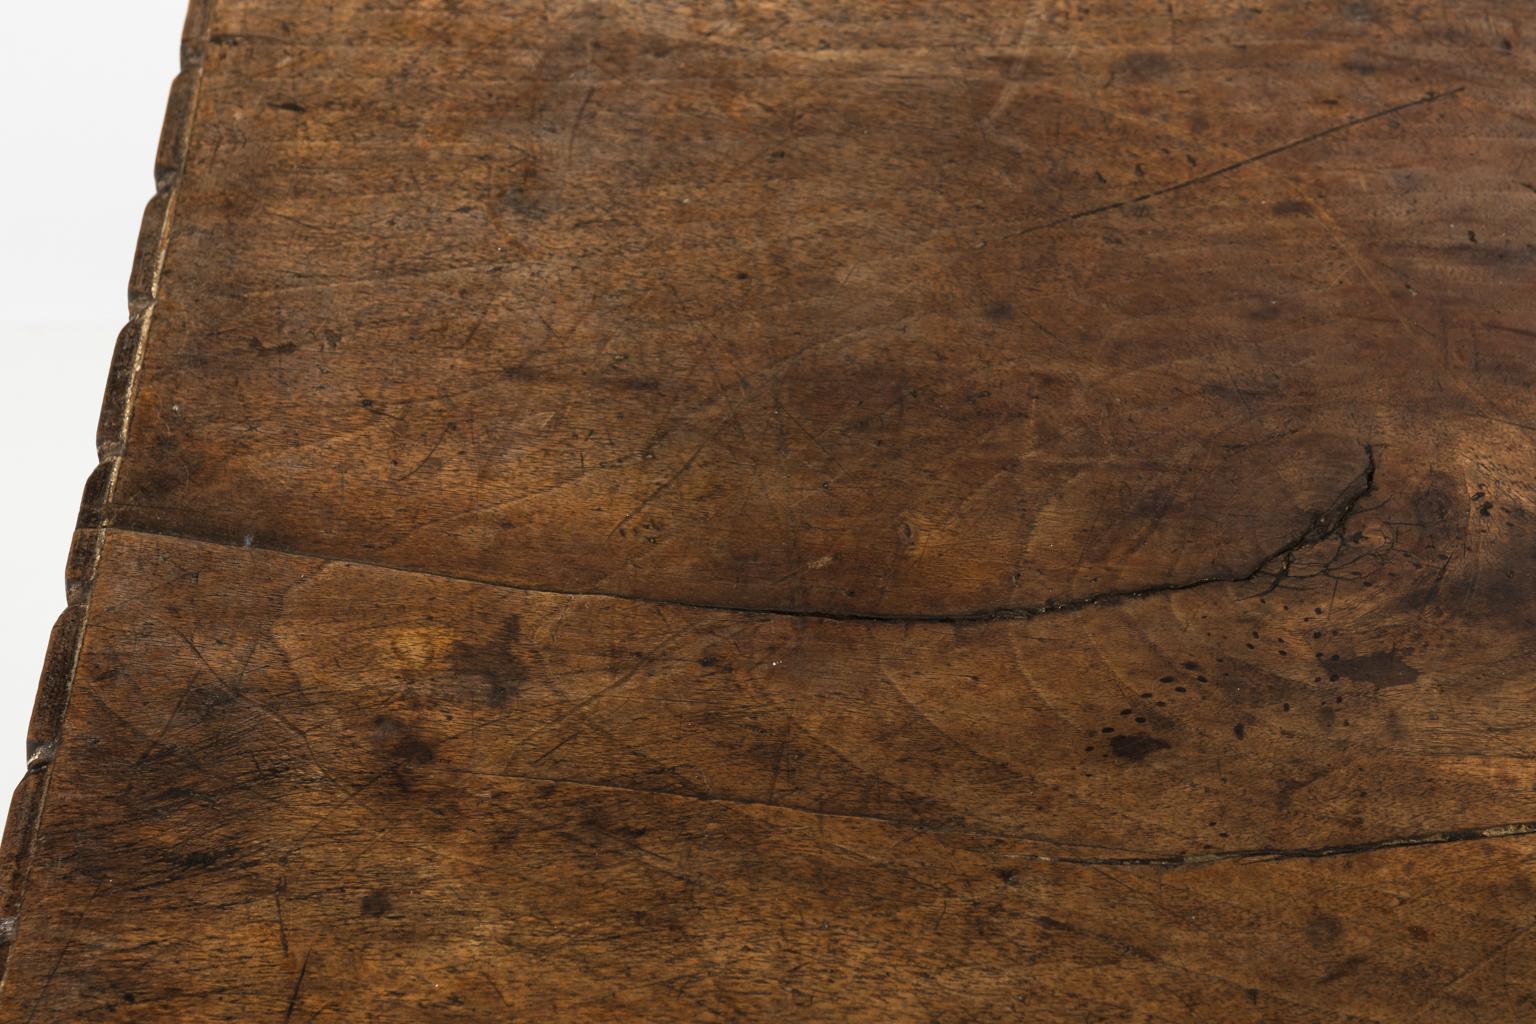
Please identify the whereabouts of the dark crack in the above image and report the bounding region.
[643,442,1376,625]
[109,445,1378,625]
[1050,818,1536,869]
[339,765,1532,870]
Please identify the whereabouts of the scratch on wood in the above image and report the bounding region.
[1002,88,1464,239]
[283,949,311,1023]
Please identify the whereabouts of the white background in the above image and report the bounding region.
[0,1,189,797]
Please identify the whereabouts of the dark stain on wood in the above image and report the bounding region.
[1110,733,1172,761]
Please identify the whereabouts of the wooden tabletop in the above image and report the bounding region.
[3,1,1534,1020]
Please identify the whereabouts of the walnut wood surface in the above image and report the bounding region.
[3,0,1535,1020]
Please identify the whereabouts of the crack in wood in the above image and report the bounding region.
[362,764,1536,871]
[1045,819,1536,869]
[104,445,1377,625]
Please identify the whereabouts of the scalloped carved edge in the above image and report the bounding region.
[0,0,213,983]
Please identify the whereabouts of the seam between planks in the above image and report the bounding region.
[100,443,1374,626]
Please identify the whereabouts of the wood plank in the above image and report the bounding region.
[4,0,1535,1018]
[107,0,1533,616]
[5,530,1536,1022]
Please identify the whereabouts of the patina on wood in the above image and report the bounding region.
[3,0,1535,1020]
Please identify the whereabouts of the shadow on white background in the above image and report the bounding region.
[0,2,188,798]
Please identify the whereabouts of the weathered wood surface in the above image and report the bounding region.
[4,0,1535,1020]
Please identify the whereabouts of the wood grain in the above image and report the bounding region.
[3,0,1535,1019]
